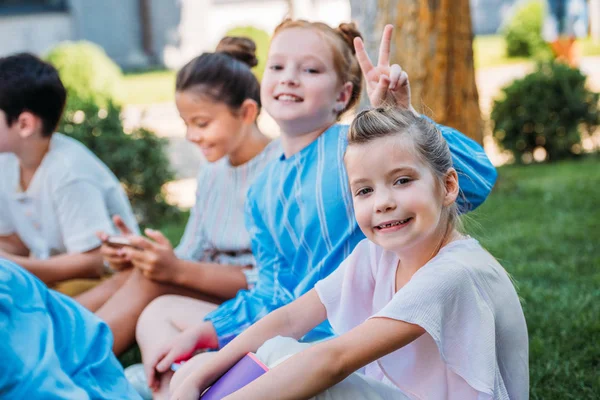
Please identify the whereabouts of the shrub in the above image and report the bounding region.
[46,41,123,107]
[224,26,270,81]
[503,0,549,58]
[58,97,178,224]
[491,62,600,163]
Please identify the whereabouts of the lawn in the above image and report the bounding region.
[474,35,600,69]
[121,157,600,398]
[121,69,176,105]
[464,157,600,399]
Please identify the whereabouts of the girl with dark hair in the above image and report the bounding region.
[76,37,279,386]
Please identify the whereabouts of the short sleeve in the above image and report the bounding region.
[0,193,14,236]
[54,180,113,253]
[372,262,497,394]
[315,239,376,334]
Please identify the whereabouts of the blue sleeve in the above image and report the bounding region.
[204,183,290,348]
[429,117,498,212]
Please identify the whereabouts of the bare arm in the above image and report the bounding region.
[122,230,250,299]
[0,234,29,257]
[3,248,103,285]
[224,317,425,400]
[170,290,327,400]
[172,259,249,299]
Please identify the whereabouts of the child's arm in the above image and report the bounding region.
[169,290,327,400]
[2,249,104,284]
[119,230,249,299]
[0,234,29,257]
[222,317,425,400]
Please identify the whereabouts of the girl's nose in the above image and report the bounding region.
[375,191,397,213]
[279,71,299,87]
[186,129,203,144]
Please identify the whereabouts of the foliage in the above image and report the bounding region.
[491,62,600,163]
[225,25,270,81]
[45,41,123,108]
[58,98,178,224]
[502,0,550,58]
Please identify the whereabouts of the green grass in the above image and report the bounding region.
[474,35,600,69]
[464,157,600,399]
[120,158,600,396]
[121,69,176,105]
[474,35,530,69]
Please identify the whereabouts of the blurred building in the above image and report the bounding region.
[0,0,520,69]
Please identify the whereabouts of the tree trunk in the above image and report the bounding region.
[350,0,483,144]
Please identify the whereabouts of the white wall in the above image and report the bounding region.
[0,13,73,58]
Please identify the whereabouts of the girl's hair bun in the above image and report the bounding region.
[216,36,259,68]
[336,22,362,54]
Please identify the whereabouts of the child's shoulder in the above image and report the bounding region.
[423,237,505,283]
[43,134,113,182]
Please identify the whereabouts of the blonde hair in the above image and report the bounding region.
[273,19,363,117]
[348,107,462,231]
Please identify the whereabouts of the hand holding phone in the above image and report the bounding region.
[105,235,143,251]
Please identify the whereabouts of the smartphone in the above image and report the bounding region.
[105,236,142,250]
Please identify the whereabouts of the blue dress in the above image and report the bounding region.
[0,259,141,399]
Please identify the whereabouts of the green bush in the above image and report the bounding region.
[46,41,123,107]
[503,0,549,58]
[59,99,178,224]
[225,26,270,81]
[491,62,600,163]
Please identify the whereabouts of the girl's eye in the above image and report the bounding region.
[304,68,319,74]
[356,187,373,196]
[394,177,411,186]
[269,64,283,71]
[195,122,208,128]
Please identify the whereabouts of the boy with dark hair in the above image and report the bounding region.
[0,53,139,289]
[0,258,142,398]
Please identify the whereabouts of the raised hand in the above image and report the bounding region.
[121,228,180,283]
[354,24,415,112]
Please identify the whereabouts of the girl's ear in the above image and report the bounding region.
[334,82,354,113]
[239,99,260,124]
[443,168,460,206]
[17,111,41,139]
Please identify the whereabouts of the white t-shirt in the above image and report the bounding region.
[315,238,529,400]
[0,133,139,259]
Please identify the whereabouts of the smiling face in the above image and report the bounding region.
[175,90,248,163]
[261,27,349,134]
[345,134,452,253]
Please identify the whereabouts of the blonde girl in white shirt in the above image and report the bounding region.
[169,107,529,400]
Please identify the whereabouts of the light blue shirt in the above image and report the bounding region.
[205,121,498,347]
[0,259,141,399]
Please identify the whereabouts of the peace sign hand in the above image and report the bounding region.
[354,24,416,113]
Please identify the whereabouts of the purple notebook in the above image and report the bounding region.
[200,353,269,399]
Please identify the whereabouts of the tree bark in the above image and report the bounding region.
[351,0,483,144]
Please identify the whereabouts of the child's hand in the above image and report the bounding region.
[354,24,416,113]
[147,322,218,392]
[97,232,132,271]
[121,229,180,283]
[97,215,135,271]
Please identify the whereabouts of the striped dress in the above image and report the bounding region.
[174,139,281,283]
[204,121,498,347]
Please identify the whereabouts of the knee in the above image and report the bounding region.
[136,295,180,340]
